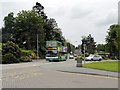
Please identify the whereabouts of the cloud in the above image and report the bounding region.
[46,6,66,18]
[0,2,35,27]
[70,7,92,20]
[0,0,119,46]
[95,9,118,27]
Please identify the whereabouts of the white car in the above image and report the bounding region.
[85,54,94,61]
[69,55,74,59]
[85,54,102,61]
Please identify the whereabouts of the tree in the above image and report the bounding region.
[2,2,67,58]
[33,2,47,22]
[96,44,105,52]
[13,10,45,51]
[114,27,120,59]
[67,43,71,53]
[33,2,66,49]
[44,18,58,41]
[70,44,76,53]
[76,45,81,49]
[44,18,64,42]
[106,24,120,59]
[2,12,15,43]
[33,2,66,42]
[81,34,96,54]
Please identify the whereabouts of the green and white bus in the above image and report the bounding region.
[46,41,67,62]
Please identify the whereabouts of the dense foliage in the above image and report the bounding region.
[2,41,36,64]
[81,34,96,54]
[2,41,21,64]
[106,24,120,59]
[2,12,15,43]
[2,2,70,60]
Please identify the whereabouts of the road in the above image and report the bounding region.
[1,59,119,88]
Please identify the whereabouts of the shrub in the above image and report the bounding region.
[2,53,19,64]
[20,56,31,62]
[2,41,21,64]
[21,49,32,56]
[2,41,21,58]
[21,49,37,59]
[31,52,37,59]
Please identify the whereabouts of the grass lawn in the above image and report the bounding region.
[83,61,120,72]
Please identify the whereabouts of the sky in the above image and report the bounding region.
[0,0,119,46]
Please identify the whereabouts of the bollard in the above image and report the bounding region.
[76,59,82,67]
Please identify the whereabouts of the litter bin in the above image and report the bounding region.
[76,59,82,67]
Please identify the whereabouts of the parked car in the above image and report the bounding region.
[93,55,102,61]
[85,54,94,61]
[85,54,102,61]
[69,54,74,59]
[74,54,78,57]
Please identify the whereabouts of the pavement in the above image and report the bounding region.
[54,60,120,78]
[57,66,119,78]
[39,59,120,78]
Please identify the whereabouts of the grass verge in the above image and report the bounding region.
[83,61,120,72]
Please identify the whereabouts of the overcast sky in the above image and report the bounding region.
[0,0,119,46]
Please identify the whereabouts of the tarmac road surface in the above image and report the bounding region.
[1,59,119,88]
